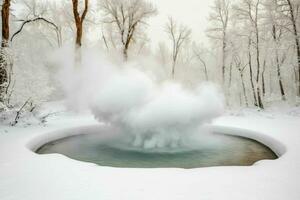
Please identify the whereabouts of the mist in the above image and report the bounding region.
[55,47,225,149]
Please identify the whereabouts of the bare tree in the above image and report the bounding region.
[234,0,264,109]
[234,54,249,106]
[193,44,209,81]
[165,17,191,78]
[247,35,258,105]
[272,24,287,100]
[261,0,287,99]
[275,0,300,96]
[72,0,89,47]
[207,0,230,84]
[10,0,64,47]
[100,0,156,60]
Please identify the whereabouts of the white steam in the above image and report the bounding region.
[55,47,224,150]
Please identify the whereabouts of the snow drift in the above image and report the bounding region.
[55,47,224,149]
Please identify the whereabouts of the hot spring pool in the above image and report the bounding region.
[36,128,277,169]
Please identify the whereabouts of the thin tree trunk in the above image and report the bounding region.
[262,70,265,97]
[255,21,264,109]
[257,88,263,108]
[262,60,266,97]
[172,60,176,79]
[248,37,257,106]
[272,25,286,100]
[275,51,286,100]
[197,56,208,81]
[102,30,109,51]
[295,36,300,96]
[203,63,208,81]
[123,48,128,61]
[172,50,179,79]
[222,31,226,85]
[228,59,233,87]
[241,73,248,107]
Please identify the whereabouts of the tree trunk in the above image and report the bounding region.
[262,60,266,97]
[295,35,300,96]
[255,22,264,109]
[1,0,10,47]
[75,24,82,47]
[275,51,286,100]
[272,25,286,100]
[197,56,208,81]
[0,0,11,105]
[172,60,176,79]
[72,0,88,48]
[204,63,208,81]
[222,31,226,84]
[248,37,257,106]
[257,88,264,109]
[262,71,265,97]
[228,59,233,87]
[240,73,248,107]
[123,46,128,61]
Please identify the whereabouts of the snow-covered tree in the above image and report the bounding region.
[275,0,300,96]
[207,0,230,85]
[233,0,264,108]
[165,17,191,79]
[99,0,157,60]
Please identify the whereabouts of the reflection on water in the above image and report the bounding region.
[36,132,277,169]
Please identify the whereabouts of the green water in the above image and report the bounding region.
[36,133,277,168]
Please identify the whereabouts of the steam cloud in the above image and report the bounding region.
[55,47,224,150]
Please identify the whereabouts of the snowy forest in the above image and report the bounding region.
[0,0,299,125]
[1,1,300,199]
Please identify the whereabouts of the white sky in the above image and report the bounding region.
[147,0,213,47]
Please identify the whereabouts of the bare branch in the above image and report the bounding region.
[10,17,59,43]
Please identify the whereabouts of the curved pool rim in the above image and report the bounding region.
[27,124,286,166]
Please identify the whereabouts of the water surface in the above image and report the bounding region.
[36,132,277,168]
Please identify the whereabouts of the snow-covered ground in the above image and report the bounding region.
[0,104,300,200]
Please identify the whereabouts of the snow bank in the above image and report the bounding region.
[1,107,300,200]
[212,126,286,156]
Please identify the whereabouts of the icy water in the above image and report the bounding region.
[36,133,277,168]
